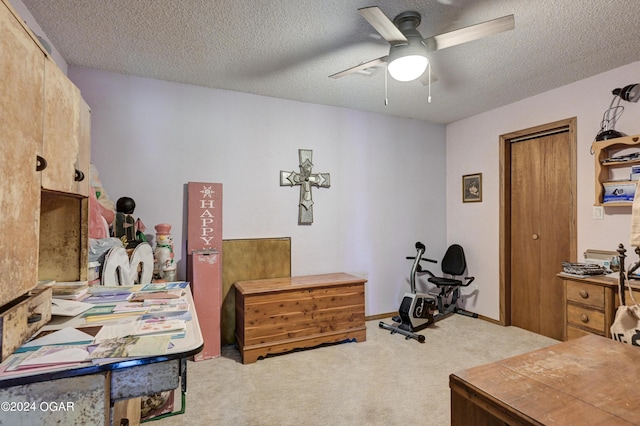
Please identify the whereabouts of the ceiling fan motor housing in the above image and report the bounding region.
[392,11,422,33]
[387,11,429,81]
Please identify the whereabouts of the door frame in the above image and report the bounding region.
[499,117,578,326]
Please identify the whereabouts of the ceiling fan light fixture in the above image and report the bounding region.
[387,42,428,82]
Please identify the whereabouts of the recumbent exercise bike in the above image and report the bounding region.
[379,241,477,342]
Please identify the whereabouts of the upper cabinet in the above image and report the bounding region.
[1,0,90,305]
[77,97,91,197]
[592,135,640,207]
[41,59,90,196]
[0,0,46,306]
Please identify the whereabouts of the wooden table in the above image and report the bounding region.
[234,272,366,364]
[450,334,640,425]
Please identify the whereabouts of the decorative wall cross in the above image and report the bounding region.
[280,149,331,224]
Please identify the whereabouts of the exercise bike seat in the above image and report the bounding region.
[427,276,465,286]
[425,244,475,288]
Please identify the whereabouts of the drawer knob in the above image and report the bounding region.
[579,289,589,299]
[580,314,589,323]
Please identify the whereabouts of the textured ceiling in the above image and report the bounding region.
[20,0,640,124]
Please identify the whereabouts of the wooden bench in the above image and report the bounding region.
[234,273,366,364]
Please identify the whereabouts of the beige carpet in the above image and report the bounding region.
[152,315,558,426]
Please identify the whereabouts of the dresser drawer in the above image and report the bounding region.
[566,281,605,308]
[566,303,605,334]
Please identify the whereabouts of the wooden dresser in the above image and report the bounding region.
[560,273,640,340]
[234,273,366,364]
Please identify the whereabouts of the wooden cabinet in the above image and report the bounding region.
[561,274,640,340]
[0,0,46,307]
[77,97,91,197]
[1,0,89,320]
[41,59,90,196]
[38,93,91,283]
[592,134,640,206]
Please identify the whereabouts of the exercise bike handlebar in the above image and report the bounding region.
[405,256,437,263]
[461,276,475,287]
[408,241,436,293]
[409,248,423,294]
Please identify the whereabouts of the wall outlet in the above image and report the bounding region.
[593,206,604,220]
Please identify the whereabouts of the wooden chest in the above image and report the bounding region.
[234,272,366,364]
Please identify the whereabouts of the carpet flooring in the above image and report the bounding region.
[152,315,558,426]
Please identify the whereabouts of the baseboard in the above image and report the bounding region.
[365,312,397,321]
[476,314,500,325]
[367,311,499,325]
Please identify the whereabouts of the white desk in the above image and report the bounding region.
[0,287,204,426]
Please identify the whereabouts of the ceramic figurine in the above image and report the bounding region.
[113,197,147,248]
[154,223,176,281]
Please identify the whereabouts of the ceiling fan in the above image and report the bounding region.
[330,6,515,84]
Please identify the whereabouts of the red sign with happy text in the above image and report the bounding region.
[187,182,222,253]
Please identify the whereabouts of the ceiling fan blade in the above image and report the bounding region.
[358,6,407,44]
[329,56,388,79]
[423,14,515,51]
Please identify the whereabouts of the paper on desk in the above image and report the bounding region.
[18,345,89,368]
[127,335,172,356]
[88,334,172,360]
[93,320,137,343]
[51,298,94,316]
[22,327,95,348]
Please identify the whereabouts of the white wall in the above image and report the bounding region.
[68,67,447,316]
[447,61,640,320]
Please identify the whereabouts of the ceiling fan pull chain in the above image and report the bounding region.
[384,63,389,106]
[428,63,432,103]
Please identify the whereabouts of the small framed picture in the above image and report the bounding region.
[462,173,482,203]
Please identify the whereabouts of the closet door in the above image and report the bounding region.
[0,1,45,305]
[510,131,572,340]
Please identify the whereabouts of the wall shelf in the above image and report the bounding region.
[592,135,640,206]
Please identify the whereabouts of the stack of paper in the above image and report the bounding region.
[17,327,96,353]
[129,290,183,302]
[134,319,186,336]
[87,335,173,360]
[16,345,90,369]
[83,292,132,304]
[51,299,94,317]
[50,281,90,300]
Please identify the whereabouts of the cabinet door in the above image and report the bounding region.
[76,98,91,197]
[0,1,44,305]
[42,58,82,194]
